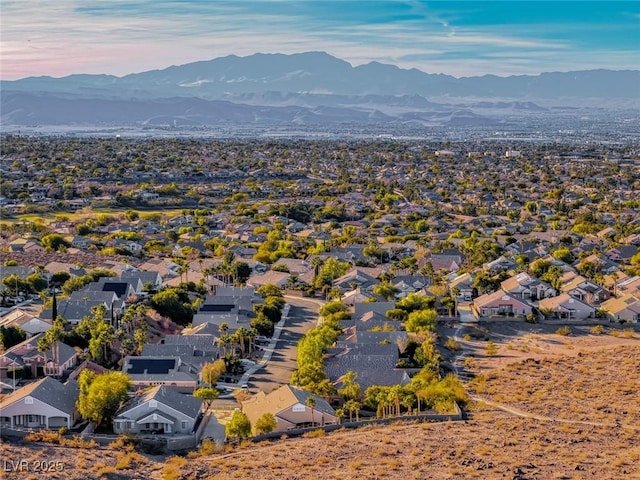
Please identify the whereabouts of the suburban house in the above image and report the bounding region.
[473,290,533,318]
[561,276,611,306]
[121,356,199,393]
[113,385,203,436]
[0,308,52,337]
[601,294,640,323]
[242,384,340,433]
[538,293,596,320]
[333,268,379,291]
[246,270,290,289]
[449,272,476,302]
[121,270,163,291]
[0,334,77,380]
[140,334,221,376]
[86,277,142,299]
[0,376,80,429]
[484,256,517,275]
[392,275,430,298]
[500,272,556,300]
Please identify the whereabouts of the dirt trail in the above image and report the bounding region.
[470,395,640,431]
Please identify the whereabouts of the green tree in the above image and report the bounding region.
[2,274,29,296]
[150,288,193,324]
[77,370,131,427]
[225,410,252,441]
[314,258,350,289]
[551,246,573,263]
[256,283,284,299]
[254,413,277,434]
[337,370,361,401]
[201,359,226,387]
[62,275,93,296]
[0,325,26,349]
[193,387,219,408]
[405,309,437,333]
[396,292,434,313]
[25,273,48,293]
[343,399,362,422]
[250,314,275,337]
[372,282,400,301]
[41,234,71,252]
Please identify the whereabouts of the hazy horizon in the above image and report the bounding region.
[2,1,639,81]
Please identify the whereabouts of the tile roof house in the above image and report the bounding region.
[242,384,339,433]
[41,299,111,326]
[0,334,77,380]
[473,290,533,318]
[501,272,556,300]
[121,270,163,290]
[449,272,476,301]
[246,270,290,288]
[324,342,407,392]
[333,268,379,291]
[121,356,199,393]
[0,376,79,429]
[538,293,595,320]
[141,334,221,370]
[561,276,611,306]
[271,258,311,275]
[392,275,430,298]
[353,302,396,317]
[600,294,640,323]
[605,245,638,264]
[0,308,52,337]
[113,385,203,436]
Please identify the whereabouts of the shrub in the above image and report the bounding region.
[444,337,461,351]
[303,428,326,438]
[556,326,571,336]
[109,433,139,450]
[590,324,605,335]
[486,340,498,356]
[198,439,223,456]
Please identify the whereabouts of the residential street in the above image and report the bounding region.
[248,296,322,394]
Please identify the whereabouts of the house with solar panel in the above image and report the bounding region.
[191,287,260,332]
[121,356,199,393]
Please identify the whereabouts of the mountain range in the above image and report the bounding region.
[2,52,638,129]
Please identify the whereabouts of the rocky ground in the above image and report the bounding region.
[3,342,639,480]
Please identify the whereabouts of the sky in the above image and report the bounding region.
[1,1,639,80]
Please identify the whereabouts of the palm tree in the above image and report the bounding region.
[344,399,361,422]
[306,396,317,427]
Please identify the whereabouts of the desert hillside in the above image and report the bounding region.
[3,344,639,480]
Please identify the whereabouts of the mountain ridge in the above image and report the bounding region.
[2,52,638,128]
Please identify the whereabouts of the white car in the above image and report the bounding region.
[240,359,257,366]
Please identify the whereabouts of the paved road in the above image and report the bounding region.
[249,296,321,394]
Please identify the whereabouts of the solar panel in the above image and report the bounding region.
[199,304,235,312]
[102,282,128,297]
[127,358,176,374]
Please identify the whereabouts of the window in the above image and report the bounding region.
[25,397,33,405]
[292,404,305,413]
[181,421,187,430]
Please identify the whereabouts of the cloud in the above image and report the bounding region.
[1,0,638,79]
